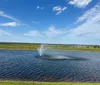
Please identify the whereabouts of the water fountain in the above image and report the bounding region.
[37,44,87,60]
[37,44,47,56]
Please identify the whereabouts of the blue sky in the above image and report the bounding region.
[0,0,100,44]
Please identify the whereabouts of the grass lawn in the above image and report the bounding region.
[0,43,100,52]
[0,81,100,85]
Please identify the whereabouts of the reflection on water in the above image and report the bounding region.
[0,50,100,82]
[36,54,88,61]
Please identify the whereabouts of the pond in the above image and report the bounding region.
[0,50,100,82]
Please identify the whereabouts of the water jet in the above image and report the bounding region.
[37,44,87,61]
[37,44,47,56]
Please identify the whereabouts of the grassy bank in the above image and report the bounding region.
[0,43,100,52]
[0,81,100,85]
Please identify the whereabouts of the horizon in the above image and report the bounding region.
[0,41,100,46]
[0,0,100,45]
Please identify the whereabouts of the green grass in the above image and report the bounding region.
[0,43,100,52]
[0,81,100,85]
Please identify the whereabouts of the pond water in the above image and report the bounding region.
[0,50,100,82]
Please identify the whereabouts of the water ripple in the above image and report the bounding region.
[0,50,100,82]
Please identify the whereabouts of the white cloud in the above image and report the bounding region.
[45,26,66,37]
[0,29,11,36]
[24,26,67,37]
[53,6,67,15]
[76,5,99,23]
[0,11,19,22]
[68,0,92,8]
[24,30,43,37]
[32,21,39,24]
[37,6,44,10]
[66,4,100,39]
[25,3,100,44]
[0,11,27,26]
[37,6,40,9]
[0,22,21,27]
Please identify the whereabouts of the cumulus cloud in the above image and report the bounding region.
[53,6,67,15]
[0,29,11,36]
[0,22,21,27]
[68,0,92,8]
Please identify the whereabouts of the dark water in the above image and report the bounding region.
[0,50,100,82]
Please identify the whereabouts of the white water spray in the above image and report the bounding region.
[37,44,48,56]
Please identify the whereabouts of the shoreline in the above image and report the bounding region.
[0,43,100,52]
[0,80,100,85]
[0,48,100,52]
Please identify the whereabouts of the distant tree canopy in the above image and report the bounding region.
[93,45,100,48]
